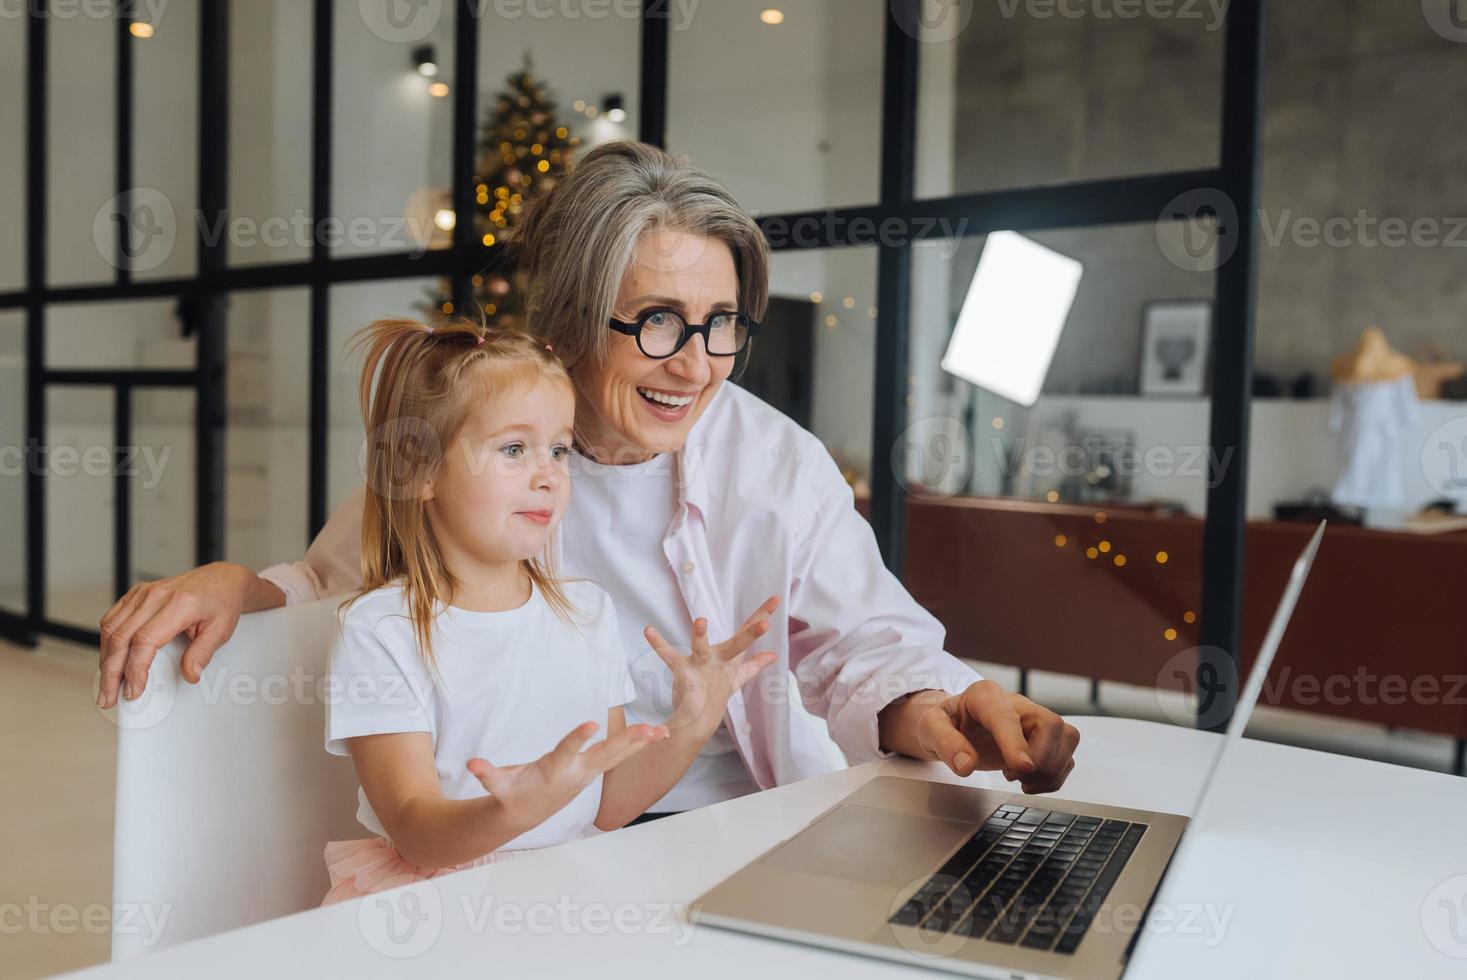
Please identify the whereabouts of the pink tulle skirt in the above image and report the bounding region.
[321,837,543,906]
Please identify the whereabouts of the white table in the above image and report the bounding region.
[69,717,1467,978]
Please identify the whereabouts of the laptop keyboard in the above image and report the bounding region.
[888,805,1147,954]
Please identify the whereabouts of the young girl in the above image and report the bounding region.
[321,318,779,904]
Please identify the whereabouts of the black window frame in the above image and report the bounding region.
[3,0,1268,733]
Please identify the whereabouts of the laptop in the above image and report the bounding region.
[692,521,1327,979]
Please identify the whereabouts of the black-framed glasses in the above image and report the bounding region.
[608,308,760,359]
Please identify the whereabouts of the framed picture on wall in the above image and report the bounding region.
[1140,300,1212,397]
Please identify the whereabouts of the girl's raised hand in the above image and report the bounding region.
[643,596,781,737]
[466,720,667,833]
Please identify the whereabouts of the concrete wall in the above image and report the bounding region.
[941,0,1467,394]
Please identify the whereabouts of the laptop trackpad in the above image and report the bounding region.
[761,804,975,888]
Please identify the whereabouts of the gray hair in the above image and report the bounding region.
[513,140,770,370]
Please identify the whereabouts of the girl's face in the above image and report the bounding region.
[423,373,576,567]
[573,229,741,462]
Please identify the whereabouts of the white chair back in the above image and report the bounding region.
[111,598,362,959]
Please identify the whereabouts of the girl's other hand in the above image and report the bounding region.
[643,595,780,737]
[466,720,667,832]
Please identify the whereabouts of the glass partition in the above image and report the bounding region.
[668,0,885,214]
[0,312,24,620]
[903,223,1215,715]
[914,2,1224,199]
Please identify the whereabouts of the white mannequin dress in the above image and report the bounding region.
[1328,375,1421,510]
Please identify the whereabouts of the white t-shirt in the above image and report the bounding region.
[325,578,636,851]
[561,452,758,813]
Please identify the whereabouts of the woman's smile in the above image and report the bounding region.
[636,385,699,422]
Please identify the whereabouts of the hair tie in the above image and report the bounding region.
[476,334,486,346]
[544,343,555,353]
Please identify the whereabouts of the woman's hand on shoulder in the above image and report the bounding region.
[642,596,781,738]
[96,560,279,709]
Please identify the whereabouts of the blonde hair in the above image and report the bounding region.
[342,317,579,667]
[513,139,770,371]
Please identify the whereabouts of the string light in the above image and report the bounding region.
[1183,611,1197,624]
[129,21,154,38]
[1113,554,1127,567]
[1098,540,1111,554]
[1164,628,1177,641]
[1156,551,1169,564]
[1086,547,1099,560]
[1054,535,1068,547]
[760,8,785,24]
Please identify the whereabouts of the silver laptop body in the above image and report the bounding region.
[692,522,1327,980]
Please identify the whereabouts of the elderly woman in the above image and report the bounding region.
[97,141,1079,815]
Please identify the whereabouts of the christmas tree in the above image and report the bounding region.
[424,55,581,327]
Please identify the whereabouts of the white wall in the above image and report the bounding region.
[0,17,25,290]
[998,395,1467,521]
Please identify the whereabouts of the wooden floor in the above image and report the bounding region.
[1,635,116,980]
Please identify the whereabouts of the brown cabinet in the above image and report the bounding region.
[889,496,1467,741]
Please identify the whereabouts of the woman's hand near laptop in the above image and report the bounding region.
[96,561,286,709]
[878,680,1081,795]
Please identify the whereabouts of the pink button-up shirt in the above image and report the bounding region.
[260,383,980,789]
